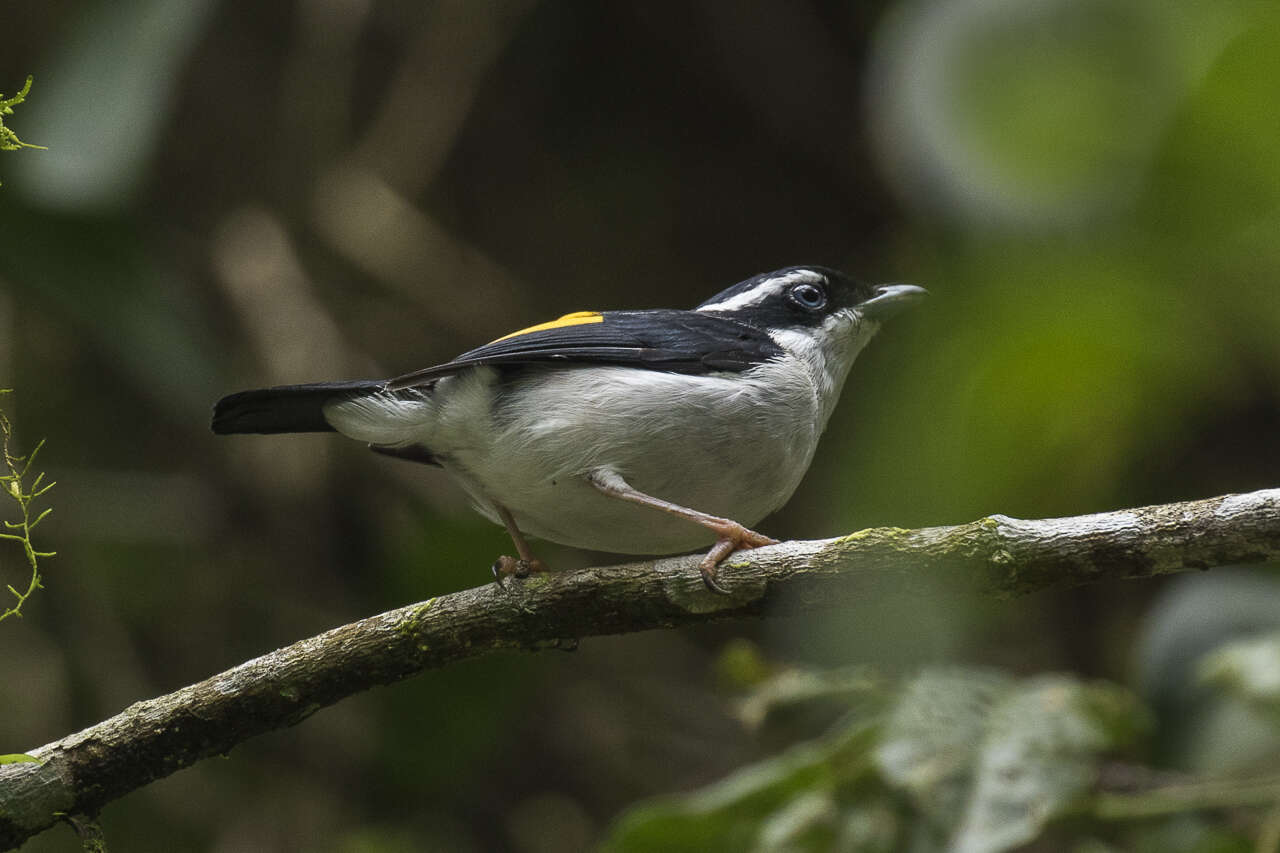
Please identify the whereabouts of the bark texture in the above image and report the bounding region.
[2,488,1278,849]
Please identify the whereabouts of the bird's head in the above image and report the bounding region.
[697,265,926,374]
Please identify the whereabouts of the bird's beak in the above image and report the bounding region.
[858,284,928,320]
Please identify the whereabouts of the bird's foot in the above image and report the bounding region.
[490,555,549,589]
[698,522,779,594]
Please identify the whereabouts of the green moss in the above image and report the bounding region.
[838,526,911,544]
[395,598,437,641]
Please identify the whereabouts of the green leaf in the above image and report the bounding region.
[0,753,40,765]
[607,667,1152,853]
[874,667,1013,828]
[734,664,882,731]
[602,719,881,853]
[0,75,45,178]
[951,677,1145,853]
[876,669,1147,853]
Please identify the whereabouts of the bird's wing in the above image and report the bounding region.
[385,310,784,390]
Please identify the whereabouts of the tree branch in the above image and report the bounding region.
[2,487,1278,849]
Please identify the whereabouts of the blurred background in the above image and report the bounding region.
[1,0,1278,850]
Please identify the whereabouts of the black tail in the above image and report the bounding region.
[211,380,384,435]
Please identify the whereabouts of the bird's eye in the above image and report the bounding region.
[790,282,827,311]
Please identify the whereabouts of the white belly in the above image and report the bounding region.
[433,363,824,554]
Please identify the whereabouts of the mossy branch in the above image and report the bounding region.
[0,487,1277,849]
[0,390,55,623]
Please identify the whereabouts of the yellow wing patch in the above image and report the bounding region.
[492,310,603,342]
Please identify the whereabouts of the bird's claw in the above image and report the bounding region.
[491,557,513,591]
[698,522,777,594]
[491,555,548,589]
[699,562,731,595]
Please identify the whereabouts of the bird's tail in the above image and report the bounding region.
[211,380,384,435]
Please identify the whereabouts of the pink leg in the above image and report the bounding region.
[587,469,777,593]
[491,504,548,586]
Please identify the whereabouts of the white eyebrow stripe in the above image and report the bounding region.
[697,269,825,312]
[696,284,774,312]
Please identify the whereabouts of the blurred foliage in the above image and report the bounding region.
[1200,632,1280,726]
[0,0,1278,849]
[12,0,214,209]
[606,655,1280,852]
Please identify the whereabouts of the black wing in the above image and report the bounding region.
[386,310,783,390]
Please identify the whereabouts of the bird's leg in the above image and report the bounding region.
[491,504,548,587]
[365,445,542,587]
[587,469,778,594]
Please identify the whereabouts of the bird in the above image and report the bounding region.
[211,266,925,593]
